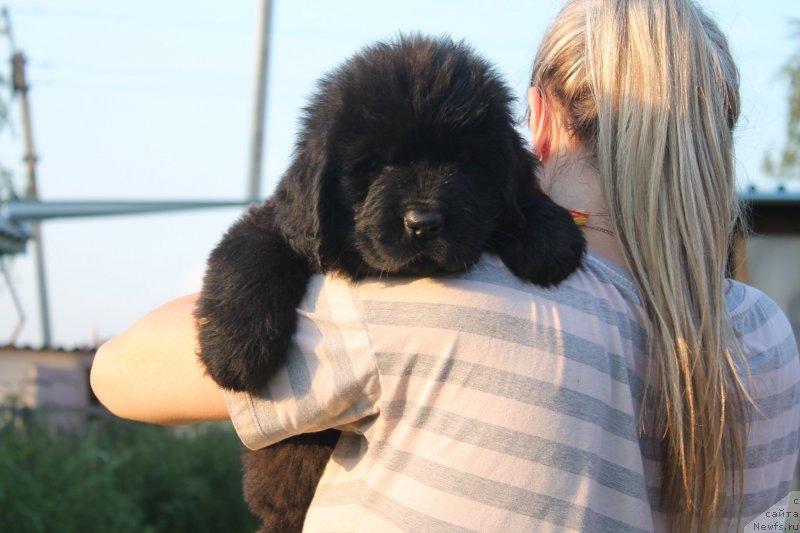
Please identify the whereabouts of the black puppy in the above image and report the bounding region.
[196,34,585,531]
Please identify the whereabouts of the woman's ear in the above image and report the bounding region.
[528,86,551,162]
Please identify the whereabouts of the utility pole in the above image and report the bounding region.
[246,0,273,202]
[5,8,52,347]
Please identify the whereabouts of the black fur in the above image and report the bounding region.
[196,35,585,532]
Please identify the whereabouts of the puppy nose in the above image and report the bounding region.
[404,208,443,240]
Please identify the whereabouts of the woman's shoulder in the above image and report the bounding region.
[725,279,799,374]
[333,251,644,313]
[725,280,794,340]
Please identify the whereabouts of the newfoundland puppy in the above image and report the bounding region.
[195,34,585,531]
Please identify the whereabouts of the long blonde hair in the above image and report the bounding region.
[531,0,751,530]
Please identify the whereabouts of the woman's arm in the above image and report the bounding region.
[90,293,230,425]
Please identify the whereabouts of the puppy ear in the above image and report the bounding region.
[502,138,539,225]
[273,138,341,271]
[492,139,586,286]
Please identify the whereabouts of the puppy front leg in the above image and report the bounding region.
[495,192,586,287]
[195,202,313,393]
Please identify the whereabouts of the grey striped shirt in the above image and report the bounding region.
[225,251,800,532]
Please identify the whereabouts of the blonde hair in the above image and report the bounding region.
[531,0,751,530]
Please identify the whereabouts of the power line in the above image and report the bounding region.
[4,4,247,34]
[28,60,249,82]
[30,79,249,97]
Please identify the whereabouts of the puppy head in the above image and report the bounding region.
[276,34,536,278]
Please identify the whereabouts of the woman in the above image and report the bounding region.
[91,0,800,531]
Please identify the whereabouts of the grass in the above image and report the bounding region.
[0,411,259,533]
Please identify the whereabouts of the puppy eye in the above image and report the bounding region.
[351,159,385,175]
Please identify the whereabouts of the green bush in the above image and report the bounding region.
[0,415,259,533]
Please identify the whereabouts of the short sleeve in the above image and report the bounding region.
[729,283,800,522]
[224,274,382,450]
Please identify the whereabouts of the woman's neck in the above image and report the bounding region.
[540,148,628,269]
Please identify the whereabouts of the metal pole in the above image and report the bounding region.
[246,0,273,201]
[1,256,26,345]
[12,49,51,347]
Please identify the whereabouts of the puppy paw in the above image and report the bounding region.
[496,196,587,287]
[196,310,291,393]
[195,204,315,393]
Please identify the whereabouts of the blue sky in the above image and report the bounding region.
[1,0,798,348]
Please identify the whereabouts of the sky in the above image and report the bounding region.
[0,0,798,348]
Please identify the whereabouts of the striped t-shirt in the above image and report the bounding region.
[225,251,800,532]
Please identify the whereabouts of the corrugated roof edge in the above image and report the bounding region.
[0,345,97,354]
[739,184,800,204]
